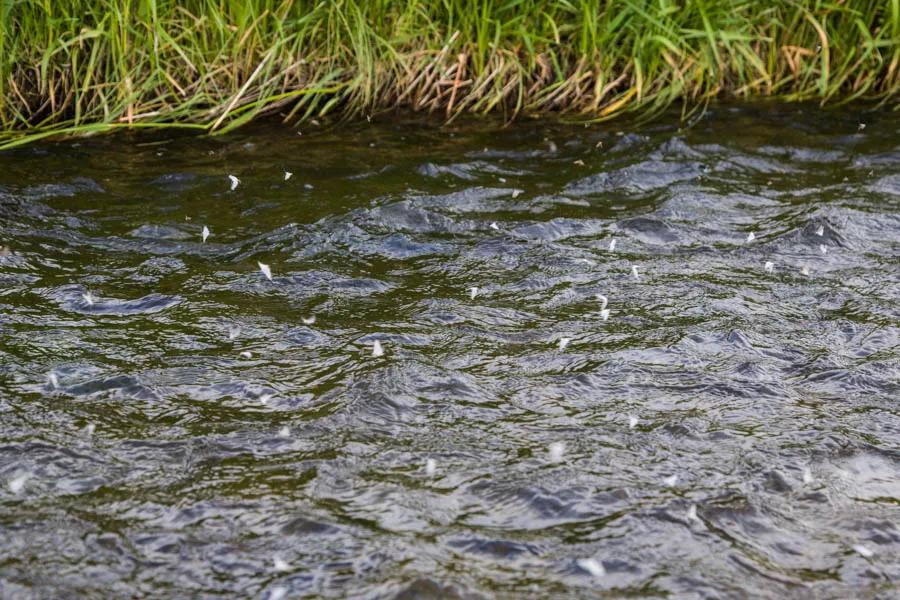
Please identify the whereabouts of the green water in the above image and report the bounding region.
[1,105,898,598]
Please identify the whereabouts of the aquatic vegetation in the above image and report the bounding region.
[1,0,897,147]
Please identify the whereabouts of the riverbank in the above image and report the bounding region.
[1,0,897,148]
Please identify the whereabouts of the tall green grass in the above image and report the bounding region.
[1,1,898,147]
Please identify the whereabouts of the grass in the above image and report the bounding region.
[1,1,898,148]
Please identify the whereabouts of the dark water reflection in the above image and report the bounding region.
[1,105,898,598]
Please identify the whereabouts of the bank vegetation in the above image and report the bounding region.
[1,0,897,147]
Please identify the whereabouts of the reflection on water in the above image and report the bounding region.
[1,105,898,598]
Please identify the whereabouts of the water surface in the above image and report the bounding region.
[1,105,899,598]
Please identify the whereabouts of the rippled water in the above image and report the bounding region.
[1,105,899,598]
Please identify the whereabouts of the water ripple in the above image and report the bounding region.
[1,107,898,598]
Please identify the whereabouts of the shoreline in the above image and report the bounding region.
[2,1,897,148]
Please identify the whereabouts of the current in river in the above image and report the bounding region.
[0,105,898,598]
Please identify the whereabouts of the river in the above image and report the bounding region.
[1,105,898,598]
